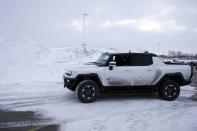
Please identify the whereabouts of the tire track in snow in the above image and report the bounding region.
[0,93,76,109]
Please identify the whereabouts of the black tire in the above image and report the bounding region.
[158,80,180,101]
[158,87,163,97]
[76,80,100,103]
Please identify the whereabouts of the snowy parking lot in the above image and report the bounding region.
[0,81,197,131]
[0,40,197,131]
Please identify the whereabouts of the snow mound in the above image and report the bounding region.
[0,38,49,67]
[0,38,114,84]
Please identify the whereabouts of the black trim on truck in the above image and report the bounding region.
[63,76,77,91]
[102,85,158,93]
[64,73,104,91]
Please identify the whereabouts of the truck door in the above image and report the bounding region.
[104,54,132,86]
[130,54,156,86]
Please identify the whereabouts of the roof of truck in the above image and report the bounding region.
[103,52,157,57]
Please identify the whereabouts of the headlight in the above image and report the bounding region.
[65,70,72,76]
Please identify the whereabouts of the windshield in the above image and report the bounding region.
[96,54,110,66]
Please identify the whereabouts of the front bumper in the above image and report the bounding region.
[63,76,77,91]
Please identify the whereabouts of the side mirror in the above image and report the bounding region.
[109,61,116,70]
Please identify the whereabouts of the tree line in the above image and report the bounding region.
[159,51,197,59]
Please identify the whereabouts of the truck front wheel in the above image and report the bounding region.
[76,80,100,103]
[158,80,180,101]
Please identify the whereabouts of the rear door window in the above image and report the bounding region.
[131,55,153,66]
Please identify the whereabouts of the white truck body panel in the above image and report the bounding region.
[64,55,192,87]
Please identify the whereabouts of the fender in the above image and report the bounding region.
[75,73,104,91]
[155,72,186,86]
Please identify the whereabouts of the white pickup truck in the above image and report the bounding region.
[63,52,193,103]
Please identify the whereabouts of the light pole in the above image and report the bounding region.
[82,13,88,54]
[157,42,160,55]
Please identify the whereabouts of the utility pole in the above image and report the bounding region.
[157,42,160,55]
[82,13,88,54]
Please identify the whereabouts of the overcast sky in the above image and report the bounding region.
[0,0,197,54]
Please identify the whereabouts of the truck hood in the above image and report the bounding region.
[64,62,102,78]
[67,63,98,71]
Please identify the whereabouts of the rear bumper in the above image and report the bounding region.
[181,65,193,86]
[63,76,77,91]
[190,66,194,79]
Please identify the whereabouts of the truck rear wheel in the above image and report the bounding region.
[158,87,162,97]
[159,80,180,101]
[76,80,100,103]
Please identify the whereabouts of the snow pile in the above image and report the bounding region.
[0,38,114,84]
[0,38,48,66]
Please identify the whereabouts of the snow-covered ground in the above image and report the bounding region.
[0,39,197,131]
[1,82,197,131]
